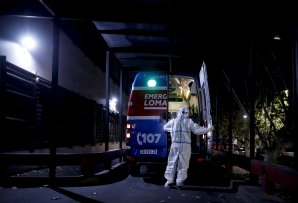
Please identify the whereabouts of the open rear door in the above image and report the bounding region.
[199,62,213,159]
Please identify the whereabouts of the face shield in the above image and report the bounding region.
[177,106,189,118]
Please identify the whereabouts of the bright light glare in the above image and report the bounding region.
[147,79,156,87]
[244,115,247,118]
[109,99,117,111]
[22,37,35,50]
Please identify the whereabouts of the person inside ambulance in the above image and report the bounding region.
[162,106,214,189]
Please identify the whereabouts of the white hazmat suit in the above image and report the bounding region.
[163,106,213,189]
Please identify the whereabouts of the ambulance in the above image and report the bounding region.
[125,62,212,176]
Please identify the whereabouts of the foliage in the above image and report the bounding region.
[212,78,293,161]
[254,90,290,151]
[211,33,294,163]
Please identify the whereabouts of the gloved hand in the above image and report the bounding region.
[209,125,214,131]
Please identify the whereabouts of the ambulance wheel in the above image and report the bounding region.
[129,163,139,177]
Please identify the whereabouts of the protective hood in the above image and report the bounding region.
[177,106,189,118]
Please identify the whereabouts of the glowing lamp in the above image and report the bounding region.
[147,79,156,87]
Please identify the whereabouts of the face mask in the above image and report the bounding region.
[181,110,188,118]
[178,106,189,118]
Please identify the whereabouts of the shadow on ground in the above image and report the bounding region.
[140,159,247,191]
[1,162,130,188]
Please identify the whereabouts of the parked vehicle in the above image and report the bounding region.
[231,145,246,156]
[125,62,213,176]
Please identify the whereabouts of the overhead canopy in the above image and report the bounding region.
[1,0,296,82]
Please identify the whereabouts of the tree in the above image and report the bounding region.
[254,89,293,163]
[211,28,294,164]
[213,67,293,163]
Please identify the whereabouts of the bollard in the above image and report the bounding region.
[80,156,95,177]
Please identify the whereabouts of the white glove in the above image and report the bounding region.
[209,125,214,131]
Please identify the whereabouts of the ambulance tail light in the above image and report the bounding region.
[126,122,131,145]
[127,157,135,162]
[197,157,204,163]
[126,133,130,139]
[126,131,130,145]
[126,133,130,140]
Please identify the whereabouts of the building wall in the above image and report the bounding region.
[0,16,129,115]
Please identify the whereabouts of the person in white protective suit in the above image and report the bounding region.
[163,106,214,189]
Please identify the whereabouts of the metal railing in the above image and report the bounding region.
[0,56,126,152]
[251,159,298,195]
[0,149,127,187]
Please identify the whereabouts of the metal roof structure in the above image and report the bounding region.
[1,0,297,108]
[1,0,298,171]
[1,0,296,83]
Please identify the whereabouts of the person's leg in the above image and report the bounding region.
[176,144,191,189]
[164,144,179,188]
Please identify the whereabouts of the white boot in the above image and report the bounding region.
[176,182,184,189]
[164,181,173,188]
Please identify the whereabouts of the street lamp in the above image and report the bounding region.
[274,33,281,40]
[109,98,117,112]
[21,37,36,50]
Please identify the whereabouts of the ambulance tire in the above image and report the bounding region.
[129,163,140,177]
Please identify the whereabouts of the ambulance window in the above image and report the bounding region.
[188,80,200,123]
[168,75,200,121]
[168,76,181,98]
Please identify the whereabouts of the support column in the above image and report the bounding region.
[0,56,6,109]
[294,21,298,171]
[119,70,123,162]
[248,28,258,184]
[0,56,7,153]
[119,70,123,149]
[105,51,110,152]
[249,28,255,160]
[168,24,173,72]
[225,67,233,173]
[49,15,60,187]
[0,54,5,177]
[216,86,219,150]
[228,68,232,154]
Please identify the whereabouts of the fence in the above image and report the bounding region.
[251,159,298,199]
[0,56,126,152]
[0,149,127,187]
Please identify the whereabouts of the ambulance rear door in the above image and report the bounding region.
[199,62,213,158]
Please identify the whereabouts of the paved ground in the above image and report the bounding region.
[231,165,293,203]
[0,161,289,203]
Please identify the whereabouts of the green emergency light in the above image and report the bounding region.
[147,79,156,87]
